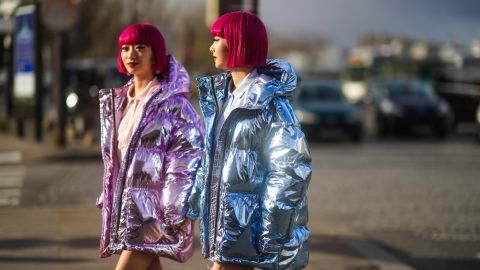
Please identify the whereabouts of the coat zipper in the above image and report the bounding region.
[207,107,260,258]
[203,74,263,257]
[205,76,219,256]
[110,87,164,245]
[206,110,236,258]
[110,88,119,185]
[105,88,118,251]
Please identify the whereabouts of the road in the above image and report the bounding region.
[0,134,479,269]
[308,137,480,270]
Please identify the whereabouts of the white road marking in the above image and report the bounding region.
[0,151,22,165]
[0,164,25,206]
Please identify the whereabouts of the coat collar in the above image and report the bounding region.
[196,59,300,112]
[112,54,191,115]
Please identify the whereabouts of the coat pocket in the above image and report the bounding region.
[124,188,174,245]
[220,192,261,258]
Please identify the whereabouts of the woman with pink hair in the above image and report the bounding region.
[190,11,312,270]
[97,23,204,270]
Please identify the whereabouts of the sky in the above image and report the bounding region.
[258,0,480,47]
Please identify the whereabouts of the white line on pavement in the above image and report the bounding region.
[0,188,21,207]
[0,165,25,206]
[0,167,26,176]
[0,151,23,164]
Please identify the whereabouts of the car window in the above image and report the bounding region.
[383,82,436,99]
[300,84,345,101]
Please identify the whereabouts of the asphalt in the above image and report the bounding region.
[0,133,415,270]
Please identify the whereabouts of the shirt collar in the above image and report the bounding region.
[127,78,161,102]
[228,68,258,99]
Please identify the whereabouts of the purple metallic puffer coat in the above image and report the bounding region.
[96,55,204,262]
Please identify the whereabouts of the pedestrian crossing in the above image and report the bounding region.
[0,151,25,206]
[0,150,22,164]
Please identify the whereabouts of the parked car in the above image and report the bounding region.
[434,58,480,125]
[294,80,363,141]
[476,102,480,143]
[370,79,452,138]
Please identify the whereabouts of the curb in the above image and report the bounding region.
[343,236,415,270]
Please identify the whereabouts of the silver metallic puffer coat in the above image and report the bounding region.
[97,55,204,262]
[188,59,312,270]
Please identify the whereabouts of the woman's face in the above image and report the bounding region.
[210,36,228,69]
[121,44,154,77]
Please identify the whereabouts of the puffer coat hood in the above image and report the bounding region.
[97,55,204,262]
[189,59,311,270]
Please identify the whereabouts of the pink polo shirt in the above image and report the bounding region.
[118,78,161,161]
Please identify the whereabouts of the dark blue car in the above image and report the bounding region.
[476,102,480,143]
[294,80,363,141]
[370,79,452,138]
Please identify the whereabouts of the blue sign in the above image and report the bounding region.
[13,5,36,99]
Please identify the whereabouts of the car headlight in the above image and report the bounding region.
[380,99,403,116]
[66,92,79,110]
[437,101,450,115]
[342,82,367,103]
[476,104,480,124]
[295,110,319,125]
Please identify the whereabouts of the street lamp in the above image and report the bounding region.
[41,0,78,147]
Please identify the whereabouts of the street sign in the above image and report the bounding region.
[41,0,78,32]
[13,5,35,99]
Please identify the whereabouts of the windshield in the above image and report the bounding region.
[383,81,436,99]
[300,84,345,101]
[343,67,368,81]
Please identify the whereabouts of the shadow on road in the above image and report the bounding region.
[0,256,90,263]
[0,236,99,249]
[368,237,480,270]
[309,234,365,259]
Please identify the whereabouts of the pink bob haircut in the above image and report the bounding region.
[117,23,167,75]
[210,11,268,68]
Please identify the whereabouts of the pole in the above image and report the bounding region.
[6,34,14,119]
[52,32,65,147]
[243,0,258,14]
[34,1,43,142]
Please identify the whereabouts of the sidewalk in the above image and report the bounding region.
[0,133,100,164]
[0,206,392,270]
[0,133,414,270]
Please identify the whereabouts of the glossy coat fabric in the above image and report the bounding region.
[189,59,312,270]
[97,55,204,262]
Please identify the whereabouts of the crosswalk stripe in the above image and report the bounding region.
[0,188,22,206]
[0,167,26,176]
[0,151,22,165]
[0,176,24,188]
[0,188,21,197]
[0,197,20,206]
[0,164,25,206]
